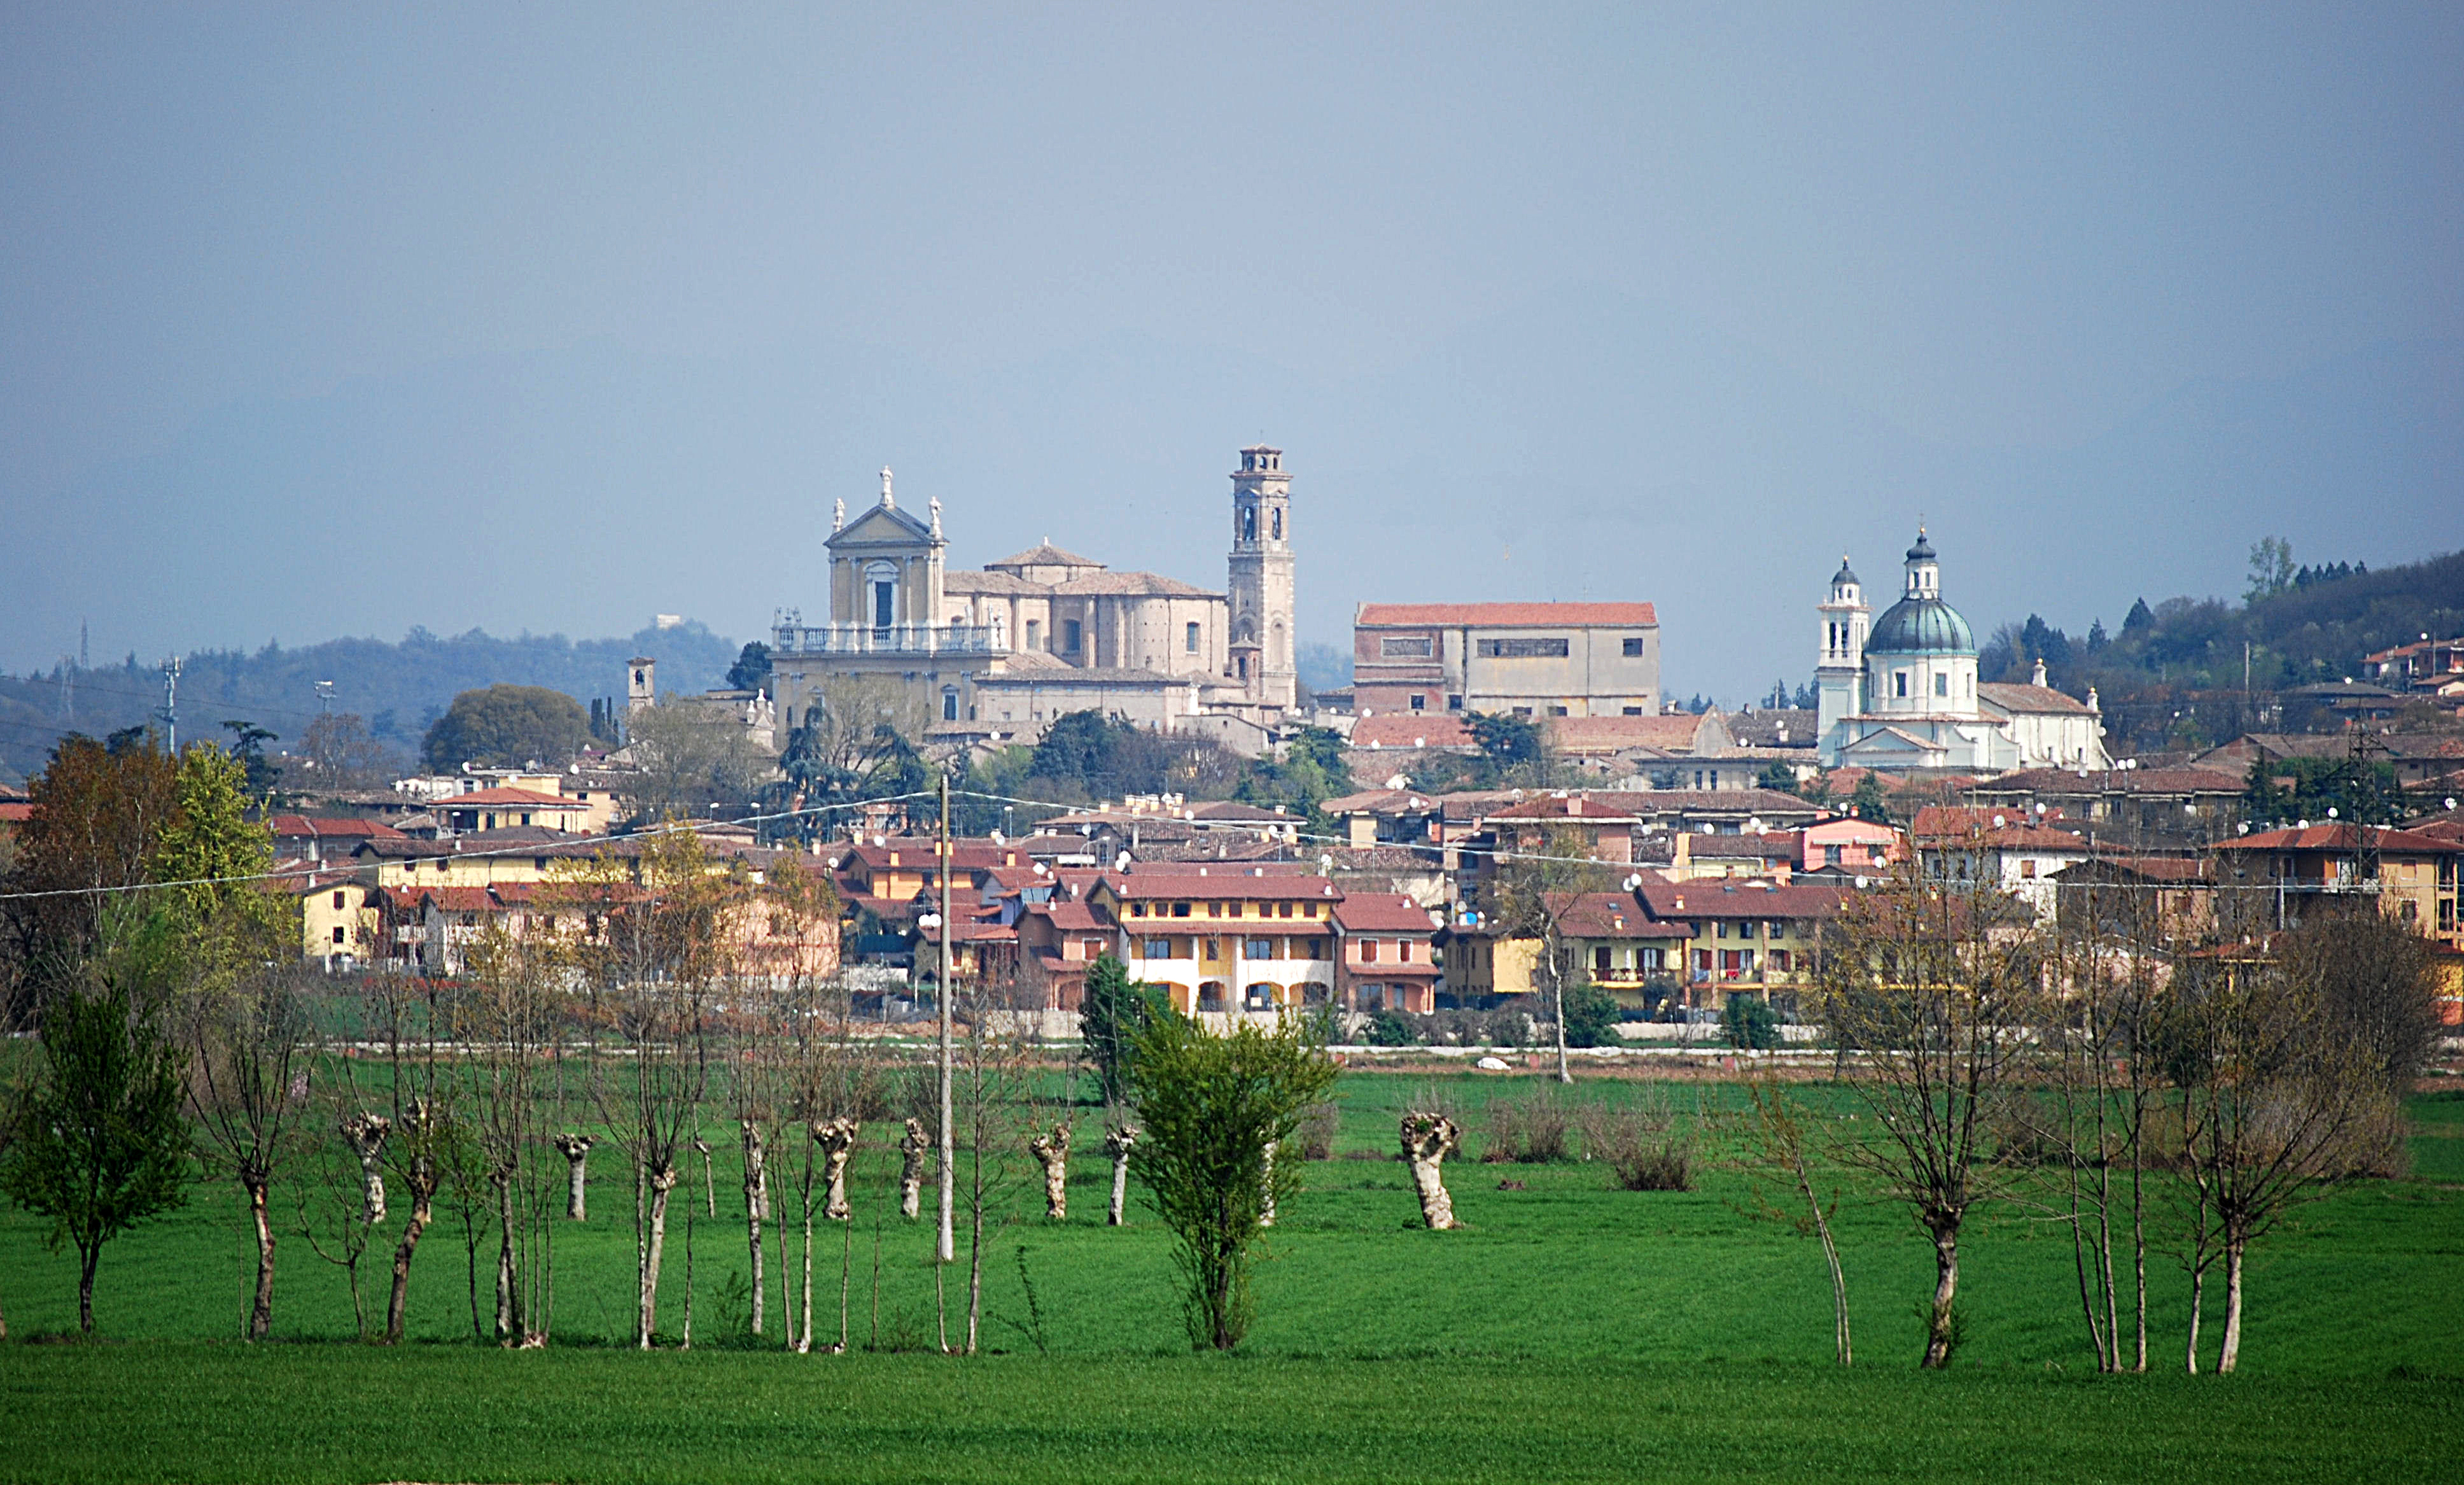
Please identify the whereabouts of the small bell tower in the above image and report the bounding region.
[1814,558,1866,743]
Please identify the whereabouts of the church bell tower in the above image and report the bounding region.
[1226,444,1297,710]
[1814,557,1867,747]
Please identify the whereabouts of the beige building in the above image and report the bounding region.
[770,451,1299,751]
[1351,602,1661,719]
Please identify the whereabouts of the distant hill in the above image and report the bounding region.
[1977,548,2464,752]
[0,621,740,784]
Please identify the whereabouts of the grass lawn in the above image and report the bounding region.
[2,1069,2459,1482]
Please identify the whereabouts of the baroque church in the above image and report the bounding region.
[767,446,1299,755]
[1814,530,2112,773]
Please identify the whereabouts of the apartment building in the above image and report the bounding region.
[1351,602,1660,719]
[1084,869,1341,1018]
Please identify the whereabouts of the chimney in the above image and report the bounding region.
[2031,657,2048,687]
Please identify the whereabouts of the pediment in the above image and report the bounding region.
[827,503,936,551]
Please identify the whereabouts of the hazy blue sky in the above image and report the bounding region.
[4,4,2458,696]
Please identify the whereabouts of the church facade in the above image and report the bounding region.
[768,447,1300,754]
[1814,530,2111,773]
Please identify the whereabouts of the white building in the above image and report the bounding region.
[1814,530,2111,773]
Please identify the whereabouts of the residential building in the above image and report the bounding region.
[1085,869,1340,1018]
[1965,766,2247,845]
[1632,877,1855,1015]
[1350,602,1660,719]
[1910,805,2094,921]
[1331,894,1445,1012]
[2209,823,2464,955]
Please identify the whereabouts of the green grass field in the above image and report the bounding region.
[3,1070,2460,1482]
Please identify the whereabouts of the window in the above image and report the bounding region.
[1171,901,1191,918]
[1380,636,1434,658]
[1548,705,1569,717]
[1622,637,1645,657]
[942,689,959,721]
[1767,921,1786,939]
[1477,637,1571,658]
[1130,903,1147,917]
[332,890,347,910]
[1085,938,1107,959]
[1410,694,1426,710]
[1512,706,1533,717]
[1026,619,1042,651]
[1623,706,1644,715]
[332,926,347,945]
[1271,507,1282,540]
[1142,937,1171,959]
[1825,845,1842,867]
[1640,948,1663,971]
[1894,671,1910,698]
[1063,619,1083,653]
[1593,945,1611,973]
[1361,939,1379,963]
[1186,621,1201,653]
[1242,507,1257,542]
[1770,950,1793,973]
[1204,938,1222,961]
[872,580,896,629]
[1447,694,1464,710]
[1934,673,1948,697]
[1277,901,1293,918]
[1245,938,1274,960]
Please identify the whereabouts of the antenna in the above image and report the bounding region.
[158,656,183,751]
[315,680,337,715]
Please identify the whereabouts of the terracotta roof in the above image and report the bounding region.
[1098,871,1340,902]
[1484,794,1646,824]
[1049,572,1217,598]
[2064,856,2208,882]
[1553,891,1694,940]
[987,542,1105,571]
[944,570,1056,596]
[1033,901,1108,933]
[0,802,33,824]
[433,787,587,810]
[1980,767,2244,795]
[1187,801,1291,822]
[1548,715,1706,753]
[973,665,1193,687]
[1332,894,1443,933]
[839,840,1024,871]
[1686,831,1801,857]
[1355,602,1658,628]
[270,815,407,840]
[1977,682,2096,715]
[1320,789,1438,815]
[1348,715,1474,749]
[1635,879,1856,921]
[2216,824,2463,854]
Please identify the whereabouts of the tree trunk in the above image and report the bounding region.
[77,1242,99,1335]
[493,1167,521,1345]
[1399,1113,1460,1230]
[246,1174,277,1341]
[341,1114,391,1223]
[815,1116,860,1221]
[1550,968,1572,1085]
[2217,1236,2246,1374]
[797,1176,814,1355]
[1258,1141,1277,1228]
[384,1171,434,1344]
[898,1118,927,1221]
[638,1165,676,1349]
[1105,1125,1138,1227]
[1029,1123,1071,1221]
[1793,1160,1849,1367]
[741,1122,767,1337]
[696,1139,715,1217]
[1921,1224,1959,1369]
[554,1134,593,1220]
[2185,1258,2205,1375]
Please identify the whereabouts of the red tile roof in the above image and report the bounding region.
[1098,871,1340,902]
[1553,891,1694,939]
[270,815,408,840]
[1547,715,1705,752]
[434,787,585,810]
[1484,793,1646,823]
[0,802,34,824]
[1355,602,1659,628]
[2216,824,2463,854]
[1348,715,1474,749]
[1636,879,1856,921]
[1332,895,1443,934]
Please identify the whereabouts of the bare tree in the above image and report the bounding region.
[1485,826,1616,1085]
[1028,1123,1071,1221]
[1730,1073,1851,1366]
[1814,867,2037,1369]
[453,930,564,1347]
[623,704,774,822]
[2157,950,2404,1374]
[552,1133,594,1220]
[185,962,314,1341]
[342,971,459,1345]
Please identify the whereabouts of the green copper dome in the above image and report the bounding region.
[1867,594,1975,655]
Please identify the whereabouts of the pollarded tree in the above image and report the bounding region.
[0,977,189,1334]
[1128,1010,1337,1350]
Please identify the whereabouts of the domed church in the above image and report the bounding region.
[1814,530,2111,773]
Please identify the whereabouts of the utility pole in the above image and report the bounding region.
[315,680,337,715]
[158,656,182,751]
[936,768,956,1266]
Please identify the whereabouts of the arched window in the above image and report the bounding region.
[1271,507,1282,540]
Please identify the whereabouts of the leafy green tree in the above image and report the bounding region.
[1080,954,1165,1105]
[1561,981,1620,1048]
[725,641,773,694]
[0,980,190,1334]
[1756,762,1799,793]
[1,733,180,1025]
[1466,711,1542,782]
[1850,772,1894,825]
[155,744,279,935]
[1128,1011,1338,1349]
[1722,994,1780,1051]
[420,684,591,771]
[219,721,281,798]
[2246,536,2295,603]
[2244,756,2404,827]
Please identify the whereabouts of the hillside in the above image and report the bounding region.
[1978,547,2464,752]
[0,621,739,783]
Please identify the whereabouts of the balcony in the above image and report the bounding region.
[773,623,1007,658]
